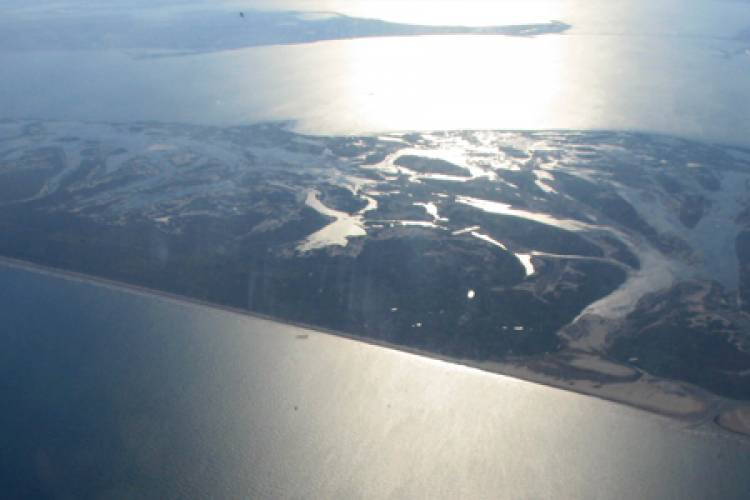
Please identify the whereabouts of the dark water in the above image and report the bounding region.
[1,260,749,499]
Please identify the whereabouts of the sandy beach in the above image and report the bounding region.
[1,255,747,440]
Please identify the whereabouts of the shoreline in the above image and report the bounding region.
[1,254,748,440]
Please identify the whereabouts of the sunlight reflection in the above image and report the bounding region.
[340,35,565,131]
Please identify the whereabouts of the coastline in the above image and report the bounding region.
[1,254,748,440]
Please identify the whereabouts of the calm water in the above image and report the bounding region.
[3,3,750,497]
[0,261,749,499]
[1,0,750,144]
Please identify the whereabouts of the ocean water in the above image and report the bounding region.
[0,261,749,498]
[1,0,750,144]
[2,2,750,497]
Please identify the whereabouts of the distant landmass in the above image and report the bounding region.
[1,119,750,435]
[0,8,570,53]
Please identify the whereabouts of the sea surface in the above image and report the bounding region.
[3,2,750,497]
[1,0,750,144]
[1,260,749,499]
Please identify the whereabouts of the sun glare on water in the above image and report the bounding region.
[337,34,566,132]
[260,0,577,134]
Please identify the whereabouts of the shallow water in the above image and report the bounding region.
[2,1,750,144]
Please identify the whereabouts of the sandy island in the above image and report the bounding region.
[718,407,750,436]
